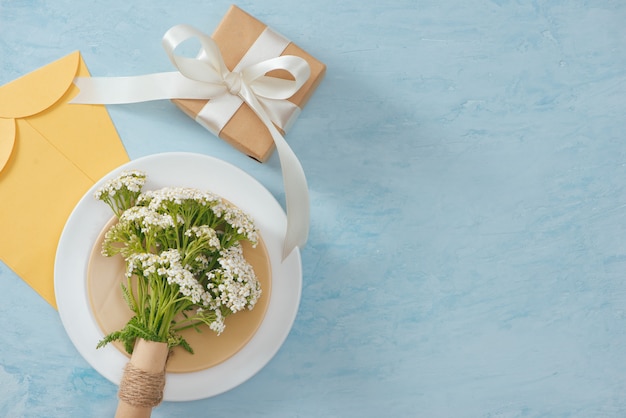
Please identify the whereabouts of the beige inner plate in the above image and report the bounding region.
[87,217,272,373]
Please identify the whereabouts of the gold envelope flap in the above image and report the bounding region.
[0,52,129,308]
[0,51,80,173]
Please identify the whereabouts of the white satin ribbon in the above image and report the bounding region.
[197,27,301,136]
[71,24,311,259]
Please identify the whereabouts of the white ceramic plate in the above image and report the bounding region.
[54,152,302,401]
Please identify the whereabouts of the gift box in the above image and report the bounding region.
[172,5,326,162]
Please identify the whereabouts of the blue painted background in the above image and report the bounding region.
[1,0,626,416]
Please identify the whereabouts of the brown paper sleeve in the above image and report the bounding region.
[115,339,168,418]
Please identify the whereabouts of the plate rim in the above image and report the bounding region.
[54,151,302,401]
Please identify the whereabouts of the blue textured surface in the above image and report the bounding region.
[2,1,626,416]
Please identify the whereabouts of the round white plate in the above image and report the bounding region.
[54,152,302,401]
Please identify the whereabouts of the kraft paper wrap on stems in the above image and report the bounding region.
[71,23,311,258]
[115,339,168,418]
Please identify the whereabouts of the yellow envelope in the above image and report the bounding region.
[0,51,129,309]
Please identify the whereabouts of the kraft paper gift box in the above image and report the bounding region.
[0,52,129,308]
[173,5,326,162]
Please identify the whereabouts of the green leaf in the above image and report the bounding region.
[120,283,134,310]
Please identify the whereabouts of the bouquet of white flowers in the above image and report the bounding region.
[94,171,261,417]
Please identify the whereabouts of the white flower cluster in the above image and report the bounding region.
[207,243,262,314]
[185,225,221,251]
[138,187,221,212]
[220,204,259,246]
[126,252,160,278]
[120,206,175,234]
[94,170,146,200]
[160,250,211,305]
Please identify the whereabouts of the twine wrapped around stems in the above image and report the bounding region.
[115,339,169,418]
[118,363,165,408]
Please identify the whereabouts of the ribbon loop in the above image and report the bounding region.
[162,24,229,83]
[70,24,312,258]
[242,56,310,100]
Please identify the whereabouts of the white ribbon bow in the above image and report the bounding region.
[72,24,311,259]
